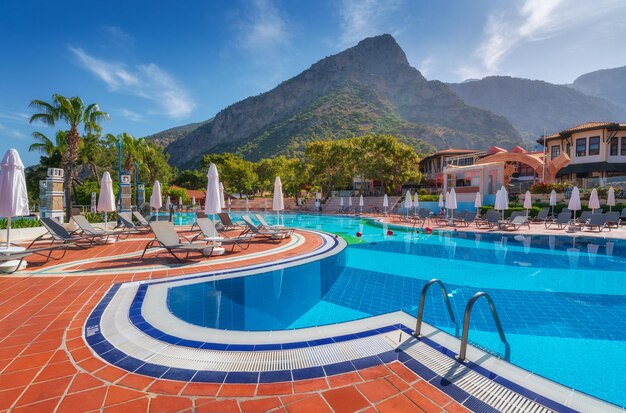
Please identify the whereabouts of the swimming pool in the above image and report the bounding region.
[167,213,626,407]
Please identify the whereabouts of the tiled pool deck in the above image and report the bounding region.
[2,220,624,413]
[0,228,472,413]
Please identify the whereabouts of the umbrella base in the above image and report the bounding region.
[96,238,117,244]
[0,260,27,274]
[206,247,225,256]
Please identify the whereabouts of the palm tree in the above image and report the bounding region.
[28,130,67,168]
[29,94,108,222]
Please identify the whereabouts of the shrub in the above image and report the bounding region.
[82,212,118,223]
[0,217,42,229]
[529,182,571,194]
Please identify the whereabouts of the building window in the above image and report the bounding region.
[550,145,560,160]
[566,143,571,156]
[610,139,618,156]
[621,137,626,156]
[576,138,586,157]
[589,136,600,156]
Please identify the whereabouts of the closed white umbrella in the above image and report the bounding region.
[413,192,419,212]
[474,192,482,216]
[0,149,29,250]
[165,196,171,209]
[272,176,284,225]
[448,188,458,220]
[568,186,581,219]
[382,194,389,215]
[97,171,116,231]
[205,163,222,237]
[549,189,557,217]
[404,191,412,218]
[495,187,508,220]
[340,196,344,210]
[219,182,226,209]
[150,180,162,221]
[359,194,364,214]
[438,193,444,209]
[607,187,615,212]
[348,196,352,209]
[192,196,196,206]
[523,190,532,217]
[588,188,600,213]
[178,196,183,207]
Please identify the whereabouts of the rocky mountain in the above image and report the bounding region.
[147,34,522,168]
[571,66,626,110]
[448,76,625,141]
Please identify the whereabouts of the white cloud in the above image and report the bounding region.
[0,122,26,139]
[103,26,134,47]
[236,0,290,54]
[0,110,29,122]
[119,109,143,122]
[70,47,195,118]
[418,55,435,79]
[338,0,402,48]
[473,0,626,76]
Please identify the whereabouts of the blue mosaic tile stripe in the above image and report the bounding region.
[84,288,579,413]
[82,243,585,413]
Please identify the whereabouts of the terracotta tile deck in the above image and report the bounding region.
[0,228,470,412]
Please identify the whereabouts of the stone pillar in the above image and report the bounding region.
[90,192,97,213]
[120,174,131,213]
[44,168,64,222]
[137,183,145,207]
[39,180,47,217]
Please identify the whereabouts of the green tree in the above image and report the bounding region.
[202,153,257,197]
[172,169,205,190]
[29,94,109,221]
[305,140,353,196]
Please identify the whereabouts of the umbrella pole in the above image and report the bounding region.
[6,216,11,249]
[212,214,216,238]
[104,212,108,230]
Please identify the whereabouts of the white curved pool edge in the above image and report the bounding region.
[89,228,623,412]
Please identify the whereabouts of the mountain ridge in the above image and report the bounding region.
[147,34,522,167]
[448,75,625,140]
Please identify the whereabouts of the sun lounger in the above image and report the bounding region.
[118,212,151,234]
[604,211,620,230]
[499,215,530,231]
[531,208,550,223]
[0,244,73,273]
[132,211,151,227]
[475,210,499,228]
[142,221,214,263]
[72,215,127,241]
[191,218,255,251]
[255,214,287,230]
[576,211,592,225]
[619,208,626,227]
[545,212,573,230]
[218,212,243,230]
[584,213,608,232]
[27,217,100,248]
[241,215,293,240]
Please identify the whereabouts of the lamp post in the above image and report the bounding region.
[117,140,122,211]
[134,161,139,207]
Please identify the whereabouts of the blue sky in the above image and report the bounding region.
[1,0,625,166]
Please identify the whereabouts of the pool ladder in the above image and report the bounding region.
[413,279,510,362]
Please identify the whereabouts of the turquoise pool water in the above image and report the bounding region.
[168,213,626,407]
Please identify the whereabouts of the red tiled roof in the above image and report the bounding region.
[487,146,506,155]
[540,122,626,143]
[510,146,526,154]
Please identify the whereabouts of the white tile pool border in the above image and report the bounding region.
[87,229,623,413]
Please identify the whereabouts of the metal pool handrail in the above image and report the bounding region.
[458,292,510,362]
[414,279,458,338]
